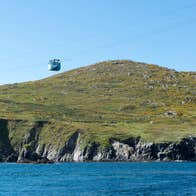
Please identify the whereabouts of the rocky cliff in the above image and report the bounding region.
[1,119,195,163]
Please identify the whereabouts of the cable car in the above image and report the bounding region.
[48,59,61,71]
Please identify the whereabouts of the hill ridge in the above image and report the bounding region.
[0,60,195,144]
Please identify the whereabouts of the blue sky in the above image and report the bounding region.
[0,0,196,84]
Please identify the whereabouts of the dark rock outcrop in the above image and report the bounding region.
[0,119,17,162]
[0,119,195,163]
[17,121,51,163]
[11,135,196,163]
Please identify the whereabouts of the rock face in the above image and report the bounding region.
[11,135,196,162]
[0,119,17,162]
[0,119,195,163]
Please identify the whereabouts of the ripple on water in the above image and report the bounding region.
[0,162,195,195]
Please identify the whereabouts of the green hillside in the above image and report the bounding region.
[0,60,195,146]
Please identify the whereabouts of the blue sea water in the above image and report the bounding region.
[0,162,195,196]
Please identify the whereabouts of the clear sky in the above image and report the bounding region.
[0,0,196,84]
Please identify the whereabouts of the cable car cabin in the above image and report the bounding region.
[48,59,61,71]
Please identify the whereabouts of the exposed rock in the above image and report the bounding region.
[0,119,17,162]
[0,119,195,163]
[10,134,196,163]
[112,141,133,160]
[5,153,18,162]
[15,135,196,162]
[164,111,177,117]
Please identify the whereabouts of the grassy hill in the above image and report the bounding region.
[0,60,195,146]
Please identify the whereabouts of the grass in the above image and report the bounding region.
[0,60,195,147]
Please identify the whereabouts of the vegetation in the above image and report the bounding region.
[0,60,195,146]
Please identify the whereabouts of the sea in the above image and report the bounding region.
[0,162,195,196]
